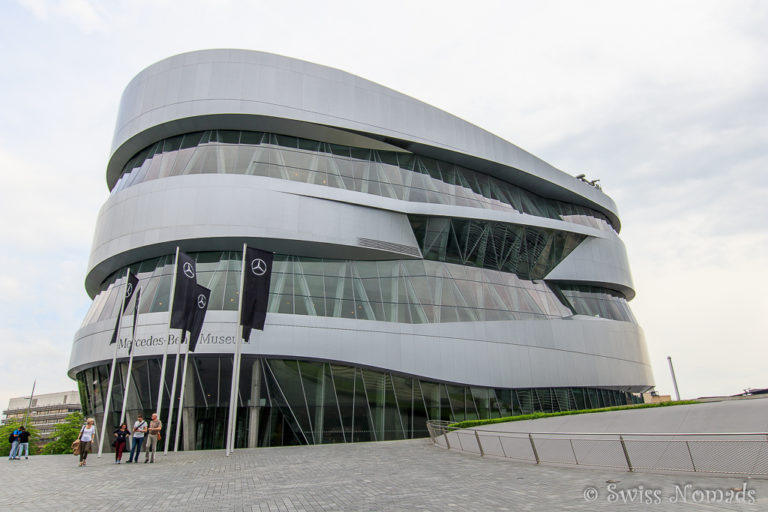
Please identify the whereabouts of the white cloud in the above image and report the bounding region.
[0,148,95,410]
[0,147,100,249]
[1,0,766,407]
[15,0,107,33]
[15,0,48,18]
[629,229,768,397]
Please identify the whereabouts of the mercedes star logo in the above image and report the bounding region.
[183,261,195,279]
[125,282,133,298]
[251,258,267,276]
[197,294,207,309]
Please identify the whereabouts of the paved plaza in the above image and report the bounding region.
[1,439,766,511]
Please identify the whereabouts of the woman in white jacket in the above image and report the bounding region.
[77,418,98,467]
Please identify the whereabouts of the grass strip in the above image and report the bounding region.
[449,400,699,429]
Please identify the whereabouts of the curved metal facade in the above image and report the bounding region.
[70,50,653,449]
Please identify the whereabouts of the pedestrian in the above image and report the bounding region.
[17,427,30,460]
[112,423,130,463]
[144,413,162,463]
[77,418,98,467]
[126,414,147,463]
[8,427,20,460]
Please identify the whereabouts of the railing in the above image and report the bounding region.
[426,421,768,476]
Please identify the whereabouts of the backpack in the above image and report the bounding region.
[8,432,16,443]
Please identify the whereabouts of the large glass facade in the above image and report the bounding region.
[76,50,649,455]
[112,130,616,232]
[555,284,636,323]
[77,357,642,450]
[409,215,586,280]
[81,253,576,329]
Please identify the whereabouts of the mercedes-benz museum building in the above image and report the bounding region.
[68,49,653,450]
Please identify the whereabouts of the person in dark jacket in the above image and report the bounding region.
[8,427,21,460]
[16,427,31,459]
[112,423,130,463]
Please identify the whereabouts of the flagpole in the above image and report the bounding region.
[164,328,184,455]
[172,283,209,453]
[156,247,180,418]
[22,380,36,428]
[230,329,245,453]
[98,268,131,459]
[173,342,191,452]
[119,287,142,427]
[117,327,137,428]
[226,243,248,456]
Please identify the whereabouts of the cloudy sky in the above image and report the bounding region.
[1,0,766,411]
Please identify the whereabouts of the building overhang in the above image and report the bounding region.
[107,49,621,230]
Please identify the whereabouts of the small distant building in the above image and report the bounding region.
[643,391,672,403]
[739,388,768,396]
[3,391,82,445]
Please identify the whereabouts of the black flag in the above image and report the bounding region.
[188,284,211,353]
[109,272,139,345]
[128,287,141,356]
[170,252,197,330]
[240,247,273,341]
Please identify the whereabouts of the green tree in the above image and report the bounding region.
[41,412,84,455]
[1,421,41,456]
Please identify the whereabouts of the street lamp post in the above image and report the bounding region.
[667,356,681,401]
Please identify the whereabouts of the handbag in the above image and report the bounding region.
[72,426,85,455]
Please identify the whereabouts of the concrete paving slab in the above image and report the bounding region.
[1,439,766,511]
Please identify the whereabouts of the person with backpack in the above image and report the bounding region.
[17,427,30,459]
[8,427,21,460]
[126,414,147,463]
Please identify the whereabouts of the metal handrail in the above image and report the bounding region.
[449,430,768,437]
[426,420,768,437]
[426,420,768,476]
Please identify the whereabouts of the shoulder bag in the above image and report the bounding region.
[72,426,85,455]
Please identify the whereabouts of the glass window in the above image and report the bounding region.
[113,130,617,232]
[85,252,577,327]
[240,131,264,145]
[557,284,635,322]
[180,132,205,149]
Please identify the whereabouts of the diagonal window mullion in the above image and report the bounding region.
[390,375,406,439]
[263,360,310,445]
[331,262,347,318]
[351,263,376,320]
[327,364,346,442]
[293,259,318,316]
